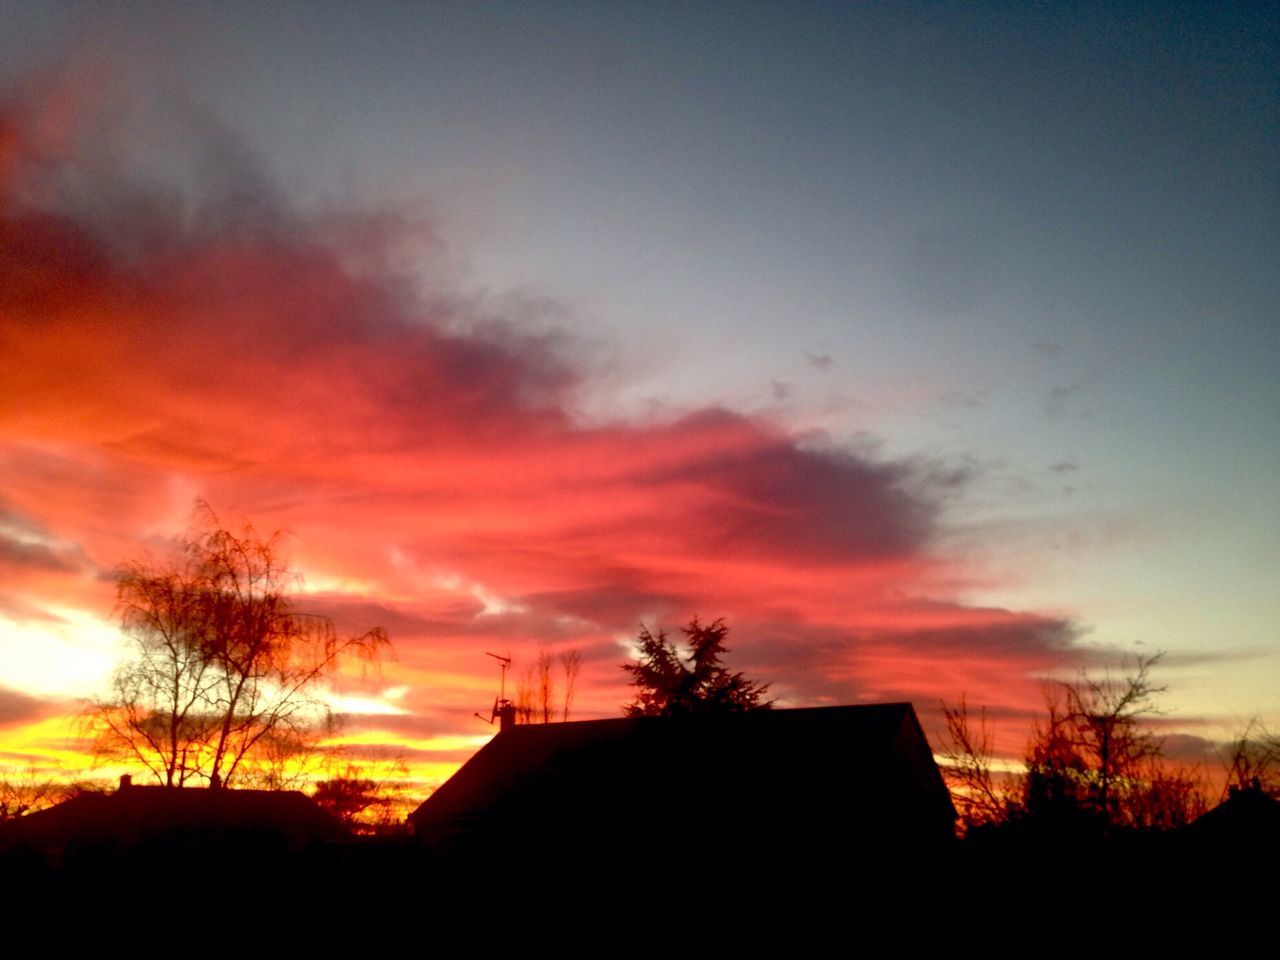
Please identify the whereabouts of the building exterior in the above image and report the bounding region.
[1,778,341,867]
[409,702,956,867]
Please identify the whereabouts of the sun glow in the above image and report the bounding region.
[0,608,122,699]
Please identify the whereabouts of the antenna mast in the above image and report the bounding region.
[474,651,513,725]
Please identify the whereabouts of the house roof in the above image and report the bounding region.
[1,784,340,851]
[410,702,955,851]
[1187,781,1280,842]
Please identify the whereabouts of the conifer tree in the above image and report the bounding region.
[622,617,771,717]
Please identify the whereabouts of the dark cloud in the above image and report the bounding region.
[517,580,690,630]
[936,389,988,411]
[741,612,1080,708]
[0,534,78,573]
[878,616,1080,662]
[301,596,486,639]
[804,351,834,371]
[0,500,83,573]
[1159,732,1220,764]
[0,685,50,727]
[1154,648,1264,668]
[649,409,935,561]
[1045,382,1089,420]
[336,713,462,740]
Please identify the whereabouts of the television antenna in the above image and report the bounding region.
[474,651,512,725]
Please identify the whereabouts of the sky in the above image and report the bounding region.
[1,1,1276,791]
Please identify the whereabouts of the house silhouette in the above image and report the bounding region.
[409,702,956,868]
[1,778,341,870]
[1186,779,1280,847]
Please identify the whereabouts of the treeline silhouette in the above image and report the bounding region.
[937,654,1280,884]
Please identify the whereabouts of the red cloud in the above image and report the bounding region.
[0,73,1078,767]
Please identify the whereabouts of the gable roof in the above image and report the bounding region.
[1187,781,1280,843]
[410,703,955,854]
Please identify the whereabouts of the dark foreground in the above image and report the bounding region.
[1,823,1271,932]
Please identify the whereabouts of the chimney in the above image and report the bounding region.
[118,773,132,791]
[498,701,517,732]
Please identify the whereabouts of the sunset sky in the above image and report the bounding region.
[1,2,1276,791]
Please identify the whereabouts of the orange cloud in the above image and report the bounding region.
[0,71,1078,781]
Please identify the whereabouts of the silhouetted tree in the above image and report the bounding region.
[234,724,331,791]
[942,653,1207,835]
[1222,718,1280,799]
[512,649,582,724]
[622,617,771,717]
[1058,653,1166,828]
[1126,757,1208,829]
[514,663,536,724]
[560,648,582,722]
[537,651,555,723]
[938,696,1019,831]
[1021,693,1092,828]
[310,761,408,834]
[90,546,217,787]
[87,502,389,788]
[0,766,62,819]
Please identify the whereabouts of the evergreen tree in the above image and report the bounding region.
[622,617,771,717]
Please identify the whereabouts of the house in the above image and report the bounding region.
[1185,779,1280,847]
[0,777,341,869]
[409,702,956,867]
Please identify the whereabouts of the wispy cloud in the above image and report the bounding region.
[0,69,1082,768]
[0,685,54,728]
[804,350,835,372]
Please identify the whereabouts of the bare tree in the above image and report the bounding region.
[941,653,1209,835]
[509,648,583,724]
[233,723,333,791]
[1061,652,1166,828]
[1126,757,1208,829]
[310,758,411,834]
[514,666,536,724]
[938,696,1018,831]
[92,549,219,787]
[1013,652,1189,833]
[560,648,582,722]
[87,502,389,789]
[537,651,555,724]
[1022,690,1090,825]
[0,766,62,820]
[1222,718,1280,798]
[193,510,387,787]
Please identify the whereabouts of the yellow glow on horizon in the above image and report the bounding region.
[0,709,474,798]
[0,714,99,778]
[320,729,492,754]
